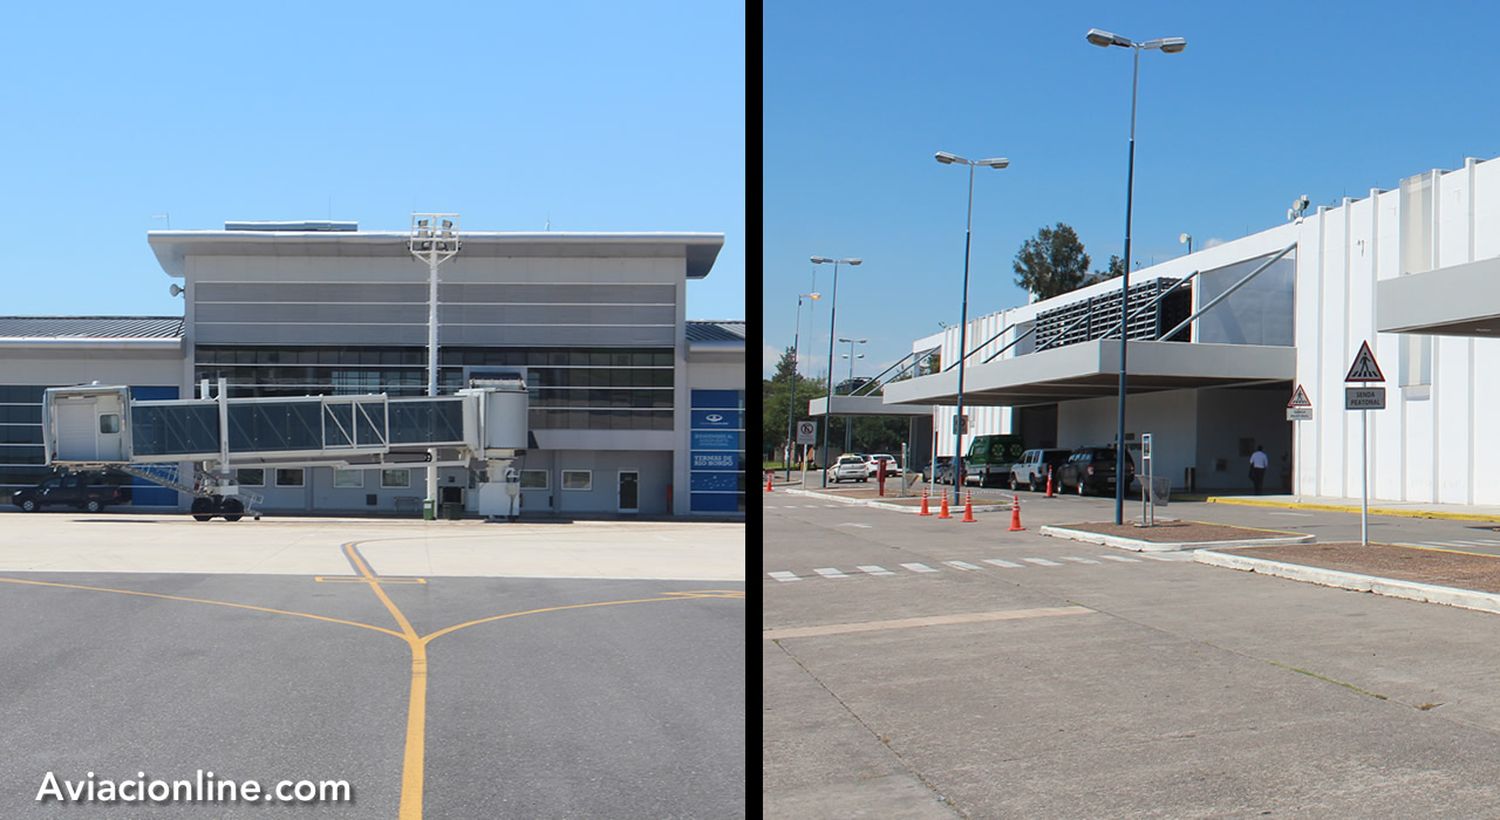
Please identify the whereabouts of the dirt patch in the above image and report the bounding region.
[1220,542,1500,594]
[1058,520,1303,543]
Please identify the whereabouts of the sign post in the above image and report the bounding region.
[795,422,817,488]
[1139,433,1153,527]
[1287,385,1313,503]
[1343,341,1386,546]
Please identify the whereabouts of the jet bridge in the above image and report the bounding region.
[42,378,529,521]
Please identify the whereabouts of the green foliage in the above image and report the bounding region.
[1084,254,1125,287]
[1013,223,1091,301]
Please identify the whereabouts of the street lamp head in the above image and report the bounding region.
[810,256,829,264]
[1155,37,1187,53]
[803,291,821,300]
[847,258,862,266]
[979,157,1010,169]
[1086,28,1129,48]
[934,151,963,165]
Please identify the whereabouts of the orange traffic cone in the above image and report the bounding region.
[1044,467,1055,498]
[961,491,976,523]
[1009,494,1026,531]
[937,493,951,519]
[918,490,931,516]
[765,472,774,492]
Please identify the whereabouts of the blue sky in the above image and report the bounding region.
[0,1,744,321]
[764,0,1500,377]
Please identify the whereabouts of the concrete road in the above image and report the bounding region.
[763,492,1500,817]
[0,517,744,818]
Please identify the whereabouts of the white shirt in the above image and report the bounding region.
[1249,451,1269,469]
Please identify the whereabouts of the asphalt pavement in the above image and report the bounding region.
[0,519,745,818]
[763,490,1500,817]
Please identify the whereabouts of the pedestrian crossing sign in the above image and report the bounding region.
[1344,341,1385,382]
[1287,384,1312,408]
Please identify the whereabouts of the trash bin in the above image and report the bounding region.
[441,502,463,520]
[422,499,436,521]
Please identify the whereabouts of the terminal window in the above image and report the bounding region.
[275,468,305,487]
[381,469,411,489]
[520,469,548,489]
[562,470,592,491]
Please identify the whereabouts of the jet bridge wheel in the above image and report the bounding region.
[220,498,244,522]
[191,496,216,522]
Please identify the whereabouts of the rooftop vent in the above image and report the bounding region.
[223,220,358,232]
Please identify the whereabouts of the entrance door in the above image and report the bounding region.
[618,471,639,514]
[54,400,98,461]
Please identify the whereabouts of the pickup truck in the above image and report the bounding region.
[11,471,132,513]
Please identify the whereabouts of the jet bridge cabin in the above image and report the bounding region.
[41,380,529,520]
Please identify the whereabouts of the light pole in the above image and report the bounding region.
[1179,232,1192,254]
[935,150,1009,504]
[812,256,861,487]
[1086,27,1186,524]
[838,337,867,452]
[409,213,461,520]
[785,291,821,480]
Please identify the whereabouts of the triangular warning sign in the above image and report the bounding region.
[1287,384,1312,408]
[1344,341,1385,382]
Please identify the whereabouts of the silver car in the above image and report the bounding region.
[826,454,869,483]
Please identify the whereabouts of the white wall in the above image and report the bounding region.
[1056,390,1198,490]
[1296,156,1500,503]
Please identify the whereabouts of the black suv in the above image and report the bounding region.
[1056,447,1136,496]
[11,471,132,513]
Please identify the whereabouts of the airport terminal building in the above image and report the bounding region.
[880,154,1500,504]
[0,223,745,517]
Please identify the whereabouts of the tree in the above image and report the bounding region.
[1013,223,1091,301]
[1083,254,1126,287]
[762,346,825,462]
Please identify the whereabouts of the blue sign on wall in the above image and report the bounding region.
[691,472,740,491]
[691,410,742,430]
[691,390,744,410]
[692,452,740,470]
[690,492,740,512]
[691,431,741,451]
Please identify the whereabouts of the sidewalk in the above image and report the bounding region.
[1206,493,1500,523]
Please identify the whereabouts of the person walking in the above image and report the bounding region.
[1249,445,1269,495]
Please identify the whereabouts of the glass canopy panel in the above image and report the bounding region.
[388,399,466,445]
[227,402,323,453]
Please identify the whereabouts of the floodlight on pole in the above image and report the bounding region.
[1085,26,1186,525]
[1179,233,1193,254]
[934,148,1009,503]
[812,256,862,486]
[410,212,461,520]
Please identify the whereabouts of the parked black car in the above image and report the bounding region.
[11,470,132,513]
[1055,447,1135,496]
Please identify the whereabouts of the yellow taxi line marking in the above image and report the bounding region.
[314,576,427,585]
[0,574,403,639]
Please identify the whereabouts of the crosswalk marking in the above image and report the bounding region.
[982,558,1023,568]
[900,562,939,573]
[1443,540,1499,547]
[943,560,981,571]
[814,567,848,579]
[838,522,872,529]
[1023,558,1062,567]
[768,571,801,582]
[766,551,1196,584]
[1099,554,1141,563]
[1060,556,1101,564]
[856,565,895,576]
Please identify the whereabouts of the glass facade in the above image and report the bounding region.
[195,345,674,430]
[689,390,745,513]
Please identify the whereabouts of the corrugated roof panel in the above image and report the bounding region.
[685,321,746,343]
[0,316,185,339]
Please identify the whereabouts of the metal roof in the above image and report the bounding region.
[685,321,745,344]
[0,316,184,339]
[147,230,726,279]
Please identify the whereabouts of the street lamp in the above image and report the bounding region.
[934,150,1009,503]
[838,337,867,453]
[785,291,821,480]
[1086,27,1186,524]
[812,256,862,487]
[409,212,461,520]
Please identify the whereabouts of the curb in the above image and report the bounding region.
[782,487,1011,514]
[1206,495,1500,524]
[1194,549,1500,616]
[1039,524,1314,553]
